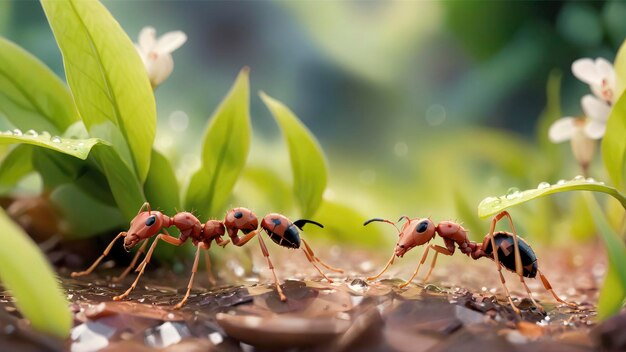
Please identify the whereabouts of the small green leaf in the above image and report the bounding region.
[185,68,250,217]
[478,177,626,218]
[613,38,626,95]
[0,207,71,337]
[0,37,78,134]
[602,89,626,190]
[0,145,33,194]
[32,149,85,189]
[0,131,104,160]
[41,0,156,182]
[598,262,626,320]
[260,92,328,217]
[144,149,180,215]
[92,145,146,221]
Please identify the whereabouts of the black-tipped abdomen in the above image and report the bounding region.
[483,232,537,278]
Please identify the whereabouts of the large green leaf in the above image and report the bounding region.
[260,92,328,217]
[0,208,71,337]
[185,69,250,217]
[478,177,626,218]
[602,89,626,190]
[0,145,33,194]
[92,145,146,221]
[144,149,180,215]
[41,0,156,182]
[585,193,626,319]
[50,184,125,238]
[598,263,626,320]
[0,131,104,160]
[0,37,78,134]
[614,39,626,96]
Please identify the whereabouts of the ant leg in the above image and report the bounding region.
[538,269,576,307]
[204,250,217,286]
[399,246,431,288]
[493,211,523,277]
[256,234,286,301]
[71,232,125,278]
[231,230,260,247]
[520,278,545,313]
[301,239,344,273]
[423,245,453,283]
[112,239,149,282]
[301,247,334,282]
[174,243,207,309]
[367,252,395,281]
[485,220,520,314]
[113,232,183,301]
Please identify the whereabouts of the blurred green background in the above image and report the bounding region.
[1,0,625,252]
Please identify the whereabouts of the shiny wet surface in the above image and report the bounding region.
[0,246,621,351]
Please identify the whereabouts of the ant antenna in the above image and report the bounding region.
[364,218,401,234]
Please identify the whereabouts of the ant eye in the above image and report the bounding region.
[416,221,429,233]
[145,215,156,226]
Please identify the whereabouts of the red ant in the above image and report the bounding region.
[71,203,230,309]
[363,211,576,314]
[223,207,344,301]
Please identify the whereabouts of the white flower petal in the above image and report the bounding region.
[147,54,174,87]
[584,120,606,139]
[595,58,615,81]
[572,58,603,86]
[154,31,187,55]
[581,94,611,122]
[138,26,156,52]
[549,117,577,143]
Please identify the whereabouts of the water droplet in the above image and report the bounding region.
[556,179,566,185]
[12,129,22,136]
[51,136,62,143]
[537,182,550,189]
[25,129,38,137]
[483,196,498,203]
[505,187,521,199]
[3,130,13,135]
[585,177,596,183]
[573,175,585,181]
[40,131,51,139]
[78,142,85,147]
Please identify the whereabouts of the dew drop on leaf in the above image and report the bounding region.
[537,182,550,189]
[51,136,62,143]
[556,179,566,185]
[25,130,38,137]
[12,129,22,136]
[573,175,585,181]
[40,131,51,140]
[3,130,13,135]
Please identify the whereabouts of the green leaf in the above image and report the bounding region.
[41,0,156,182]
[598,262,626,320]
[91,145,146,221]
[585,192,626,319]
[614,38,626,95]
[260,92,328,217]
[602,89,626,190]
[144,149,180,215]
[0,131,104,160]
[478,177,626,218]
[185,68,250,217]
[0,145,33,194]
[0,37,78,134]
[50,184,125,238]
[0,208,71,337]
[32,149,85,189]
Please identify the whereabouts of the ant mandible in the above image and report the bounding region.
[363,210,576,314]
[71,202,230,309]
[223,207,344,301]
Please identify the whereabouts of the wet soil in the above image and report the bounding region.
[0,246,622,351]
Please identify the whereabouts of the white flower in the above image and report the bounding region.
[549,94,611,172]
[135,26,187,88]
[571,58,616,104]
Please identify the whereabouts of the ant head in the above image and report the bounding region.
[123,211,165,251]
[396,218,436,257]
[224,207,258,235]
